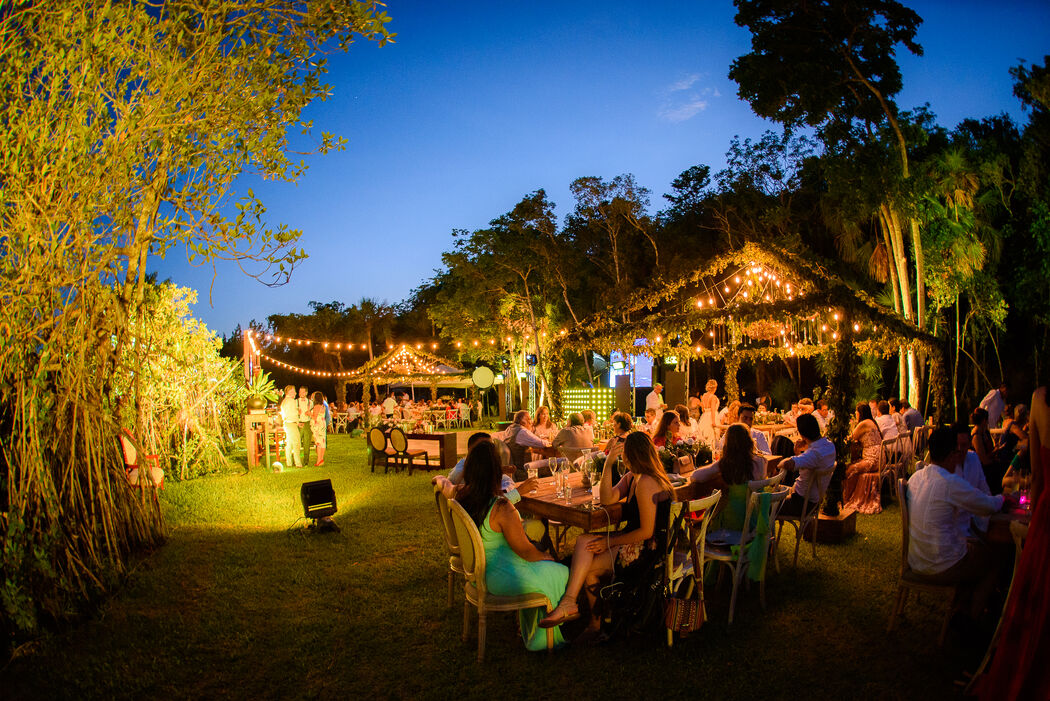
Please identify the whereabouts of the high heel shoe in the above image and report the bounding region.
[538,598,579,628]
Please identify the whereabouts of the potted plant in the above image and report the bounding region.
[246,371,279,412]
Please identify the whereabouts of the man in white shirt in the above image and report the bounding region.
[279,385,303,468]
[948,422,992,536]
[979,384,1008,428]
[779,414,836,517]
[382,392,397,419]
[906,426,1004,620]
[645,383,664,412]
[716,404,770,454]
[875,400,899,440]
[814,400,834,433]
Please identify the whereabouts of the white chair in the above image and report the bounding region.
[704,484,790,624]
[665,490,721,647]
[447,499,554,662]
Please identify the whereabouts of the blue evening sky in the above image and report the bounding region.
[152,0,1050,337]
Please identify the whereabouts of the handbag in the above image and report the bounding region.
[663,509,707,636]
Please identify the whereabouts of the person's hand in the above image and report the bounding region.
[585,537,609,555]
[606,439,624,462]
[518,477,538,494]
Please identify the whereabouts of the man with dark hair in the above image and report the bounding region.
[814,399,833,433]
[716,403,770,454]
[948,422,993,530]
[447,432,494,485]
[875,400,898,439]
[779,413,836,517]
[553,412,593,464]
[906,427,1004,622]
[900,399,925,431]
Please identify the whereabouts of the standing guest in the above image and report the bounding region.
[382,392,397,419]
[976,387,1050,701]
[297,386,312,466]
[906,427,1004,626]
[979,383,1008,428]
[279,385,303,468]
[778,414,836,518]
[347,402,361,431]
[308,391,328,467]
[651,410,682,448]
[532,406,557,441]
[841,402,884,513]
[645,383,665,412]
[900,399,925,431]
[538,433,672,637]
[874,400,899,440]
[971,407,1006,493]
[697,379,720,446]
[457,398,471,426]
[434,443,568,651]
[603,412,634,452]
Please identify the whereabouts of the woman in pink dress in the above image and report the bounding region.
[841,402,883,513]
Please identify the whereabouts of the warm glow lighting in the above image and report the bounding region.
[821,324,827,331]
[833,312,839,321]
[734,276,740,283]
[853,323,860,332]
[724,286,730,293]
[709,330,715,337]
[697,299,703,307]
[655,335,662,342]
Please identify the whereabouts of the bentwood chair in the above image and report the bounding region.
[433,484,465,608]
[665,490,721,647]
[368,427,394,473]
[388,427,429,475]
[887,478,960,647]
[447,498,554,662]
[775,466,827,571]
[704,485,789,625]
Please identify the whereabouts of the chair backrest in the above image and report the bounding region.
[389,427,409,453]
[740,485,790,553]
[118,429,138,468]
[447,499,488,598]
[368,427,387,452]
[433,485,460,557]
[748,467,785,493]
[911,425,928,461]
[491,438,512,469]
[896,478,910,574]
[667,490,722,584]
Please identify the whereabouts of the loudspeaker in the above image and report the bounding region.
[300,479,337,520]
[664,370,687,409]
[615,374,632,414]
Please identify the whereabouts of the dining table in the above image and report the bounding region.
[986,501,1032,545]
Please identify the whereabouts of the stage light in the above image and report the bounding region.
[300,479,338,525]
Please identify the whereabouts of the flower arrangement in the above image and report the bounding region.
[754,410,783,425]
[659,437,713,472]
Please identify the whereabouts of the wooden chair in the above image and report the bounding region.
[774,466,827,571]
[447,498,554,662]
[886,478,960,646]
[118,429,164,488]
[367,427,394,473]
[704,484,789,624]
[911,425,928,462]
[433,485,465,608]
[389,427,429,474]
[665,490,721,647]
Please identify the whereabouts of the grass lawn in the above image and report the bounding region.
[3,433,987,700]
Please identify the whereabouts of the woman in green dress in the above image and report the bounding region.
[437,441,570,650]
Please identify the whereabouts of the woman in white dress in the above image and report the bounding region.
[698,379,720,446]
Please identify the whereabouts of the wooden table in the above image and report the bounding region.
[987,505,1032,545]
[515,470,718,532]
[755,423,794,444]
[244,412,273,471]
[403,431,458,472]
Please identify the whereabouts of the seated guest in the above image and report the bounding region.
[717,404,771,454]
[814,399,834,433]
[716,399,740,427]
[553,413,593,463]
[875,400,899,440]
[538,432,673,636]
[674,404,698,440]
[532,405,557,441]
[841,402,884,513]
[971,407,1006,494]
[900,399,925,431]
[642,407,659,434]
[449,432,496,484]
[505,410,553,477]
[906,427,1004,623]
[434,442,569,650]
[691,424,765,529]
[603,412,633,452]
[779,414,836,517]
[948,422,993,536]
[888,398,906,434]
[651,410,682,448]
[581,409,598,436]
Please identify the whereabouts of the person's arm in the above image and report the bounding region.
[753,431,770,454]
[600,442,631,503]
[490,498,554,562]
[515,427,550,449]
[431,475,461,501]
[689,463,721,484]
[948,476,1004,516]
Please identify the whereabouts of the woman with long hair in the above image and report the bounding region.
[436,442,570,650]
[972,407,1006,492]
[698,379,720,445]
[308,391,328,466]
[675,404,698,439]
[652,410,681,448]
[690,423,764,530]
[533,405,557,441]
[538,432,673,636]
[841,401,883,513]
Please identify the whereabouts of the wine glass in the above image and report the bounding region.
[617,455,627,477]
[526,464,539,493]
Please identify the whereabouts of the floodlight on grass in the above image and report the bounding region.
[300,479,337,520]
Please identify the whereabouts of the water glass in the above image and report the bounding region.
[526,465,539,493]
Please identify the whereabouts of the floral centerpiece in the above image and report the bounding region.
[659,436,713,473]
[754,410,783,425]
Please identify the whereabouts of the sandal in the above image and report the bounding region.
[538,598,579,628]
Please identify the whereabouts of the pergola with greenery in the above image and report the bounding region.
[346,345,469,408]
[549,242,948,512]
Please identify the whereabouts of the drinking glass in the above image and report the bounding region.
[617,456,627,477]
[526,464,539,493]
